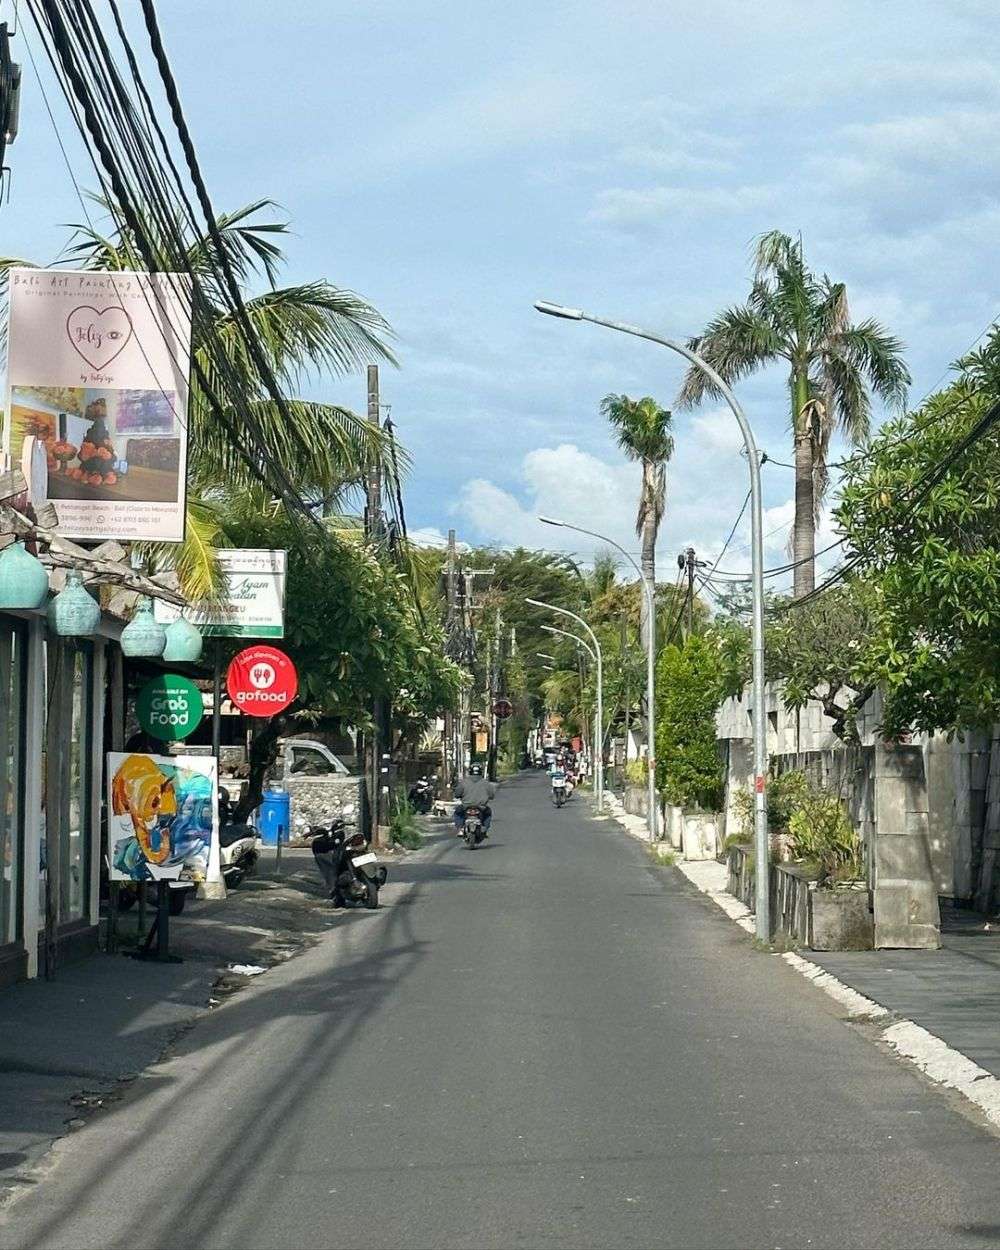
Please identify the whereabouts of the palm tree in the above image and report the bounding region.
[0,198,396,594]
[677,230,910,597]
[599,393,674,656]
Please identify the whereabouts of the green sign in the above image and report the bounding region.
[136,674,204,741]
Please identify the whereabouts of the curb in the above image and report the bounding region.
[604,803,1000,1130]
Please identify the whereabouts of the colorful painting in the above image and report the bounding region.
[107,752,220,884]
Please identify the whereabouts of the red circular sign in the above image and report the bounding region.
[226,645,298,718]
[493,698,513,721]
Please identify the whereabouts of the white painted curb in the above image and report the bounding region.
[604,806,1000,1130]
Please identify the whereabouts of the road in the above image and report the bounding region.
[3,772,1000,1249]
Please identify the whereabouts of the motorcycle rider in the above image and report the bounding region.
[453,763,497,836]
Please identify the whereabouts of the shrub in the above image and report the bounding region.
[655,636,725,810]
[732,769,810,840]
[624,759,647,786]
[787,791,864,881]
[389,797,423,849]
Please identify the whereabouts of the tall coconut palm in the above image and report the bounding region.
[677,230,910,597]
[0,197,396,594]
[600,393,673,748]
[599,393,674,654]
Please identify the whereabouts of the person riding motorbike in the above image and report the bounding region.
[453,763,497,836]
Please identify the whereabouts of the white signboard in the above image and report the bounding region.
[107,752,220,884]
[4,268,192,542]
[156,548,286,638]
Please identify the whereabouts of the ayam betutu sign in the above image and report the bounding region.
[155,548,286,638]
[226,645,298,718]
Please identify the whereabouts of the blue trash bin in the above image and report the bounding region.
[258,789,291,847]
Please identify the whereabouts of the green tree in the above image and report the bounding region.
[655,635,725,810]
[677,231,909,597]
[836,335,1000,736]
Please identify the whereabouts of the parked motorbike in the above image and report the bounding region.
[218,787,259,888]
[408,775,436,814]
[310,816,387,908]
[463,804,487,848]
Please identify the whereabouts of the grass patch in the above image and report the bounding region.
[648,844,677,865]
[390,798,424,849]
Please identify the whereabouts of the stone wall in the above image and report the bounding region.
[718,683,952,948]
[285,775,364,832]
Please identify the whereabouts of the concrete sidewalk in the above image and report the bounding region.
[810,907,1000,1079]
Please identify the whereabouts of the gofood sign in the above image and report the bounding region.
[136,674,204,741]
[226,644,298,718]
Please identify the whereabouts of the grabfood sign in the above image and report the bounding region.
[226,645,298,718]
[136,674,204,741]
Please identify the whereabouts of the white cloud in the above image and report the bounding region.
[589,183,776,228]
[407,526,470,550]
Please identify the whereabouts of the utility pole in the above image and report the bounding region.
[442,528,458,798]
[679,546,707,639]
[487,606,502,781]
[365,364,392,846]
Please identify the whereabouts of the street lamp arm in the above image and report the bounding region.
[525,598,601,657]
[541,623,596,663]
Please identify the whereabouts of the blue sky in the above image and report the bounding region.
[7,0,1000,584]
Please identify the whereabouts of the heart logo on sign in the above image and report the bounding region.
[65,305,134,370]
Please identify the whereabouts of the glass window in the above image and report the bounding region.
[40,639,92,929]
[0,620,26,947]
[65,645,92,922]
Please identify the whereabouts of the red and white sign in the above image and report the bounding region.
[493,698,513,721]
[226,645,298,718]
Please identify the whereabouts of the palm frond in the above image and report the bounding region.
[677,303,784,407]
[189,398,396,496]
[134,498,228,602]
[212,282,396,389]
[600,393,674,462]
[837,321,911,410]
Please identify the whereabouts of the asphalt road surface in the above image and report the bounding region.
[3,772,1000,1250]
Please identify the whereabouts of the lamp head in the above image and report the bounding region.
[538,515,563,528]
[534,300,583,321]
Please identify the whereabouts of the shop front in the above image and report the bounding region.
[0,606,108,984]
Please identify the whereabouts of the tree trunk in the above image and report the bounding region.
[639,475,656,748]
[232,704,299,824]
[792,371,815,598]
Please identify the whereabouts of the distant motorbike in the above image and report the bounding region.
[551,776,568,808]
[462,804,487,848]
[310,816,387,908]
[408,775,435,815]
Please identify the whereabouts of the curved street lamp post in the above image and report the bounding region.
[540,515,658,842]
[533,300,770,941]
[526,599,604,811]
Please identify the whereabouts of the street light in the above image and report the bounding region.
[526,598,604,811]
[534,298,770,941]
[540,514,658,842]
[540,624,602,803]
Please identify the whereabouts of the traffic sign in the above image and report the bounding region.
[226,645,298,718]
[493,698,513,721]
[136,674,204,741]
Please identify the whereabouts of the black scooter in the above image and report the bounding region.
[408,776,435,814]
[310,817,387,908]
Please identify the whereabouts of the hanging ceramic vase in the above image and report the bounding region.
[120,596,166,658]
[0,540,50,610]
[162,615,203,663]
[48,569,100,637]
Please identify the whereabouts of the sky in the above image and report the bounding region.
[5,0,1000,589]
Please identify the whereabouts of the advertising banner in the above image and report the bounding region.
[226,644,298,717]
[107,752,220,884]
[155,548,286,637]
[4,268,192,542]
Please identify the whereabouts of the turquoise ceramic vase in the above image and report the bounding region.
[162,615,203,663]
[0,540,49,610]
[48,569,100,636]
[120,597,166,658]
